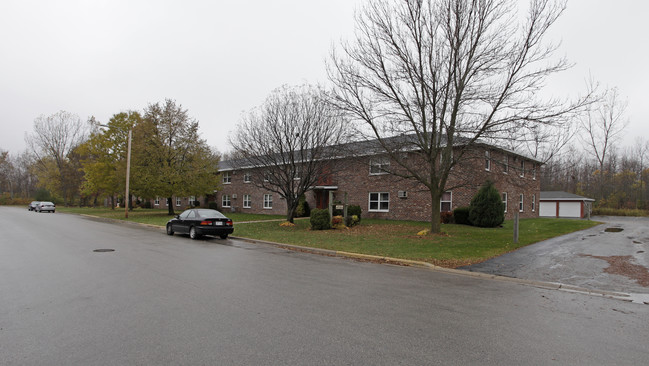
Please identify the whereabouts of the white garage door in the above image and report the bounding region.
[558,202,581,218]
[539,202,556,217]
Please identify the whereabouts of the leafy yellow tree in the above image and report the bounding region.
[79,112,141,208]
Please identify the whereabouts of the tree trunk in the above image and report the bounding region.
[429,190,441,233]
[285,197,296,223]
[167,197,175,215]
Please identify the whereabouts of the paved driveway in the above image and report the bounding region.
[462,216,649,295]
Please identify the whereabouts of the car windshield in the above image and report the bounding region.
[195,209,226,219]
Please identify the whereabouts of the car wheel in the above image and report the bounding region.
[189,226,200,240]
[219,234,229,239]
[166,224,174,236]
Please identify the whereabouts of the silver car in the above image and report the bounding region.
[28,201,40,211]
[36,201,56,213]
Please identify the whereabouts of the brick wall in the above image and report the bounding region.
[217,146,541,221]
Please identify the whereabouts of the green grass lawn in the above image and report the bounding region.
[58,207,600,268]
[234,218,601,267]
[57,207,285,226]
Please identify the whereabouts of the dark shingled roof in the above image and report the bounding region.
[220,134,543,171]
[540,191,595,201]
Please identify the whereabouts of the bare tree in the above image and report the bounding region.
[328,0,590,232]
[632,137,649,208]
[25,111,87,204]
[579,87,629,200]
[580,87,629,172]
[229,85,347,223]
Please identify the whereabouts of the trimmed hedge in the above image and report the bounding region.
[310,208,331,230]
[453,207,471,225]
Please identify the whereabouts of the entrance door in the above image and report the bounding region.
[315,190,330,209]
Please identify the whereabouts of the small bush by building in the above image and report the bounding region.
[453,207,471,225]
[296,195,311,217]
[310,208,331,230]
[440,211,453,224]
[347,205,362,223]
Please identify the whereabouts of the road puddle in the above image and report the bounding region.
[605,227,624,232]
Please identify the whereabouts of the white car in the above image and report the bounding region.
[36,201,56,213]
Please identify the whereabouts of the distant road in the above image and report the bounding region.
[1,207,648,365]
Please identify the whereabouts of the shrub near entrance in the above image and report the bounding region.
[310,208,331,230]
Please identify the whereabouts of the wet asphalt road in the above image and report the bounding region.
[462,216,649,295]
[1,207,648,365]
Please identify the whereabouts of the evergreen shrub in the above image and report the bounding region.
[468,181,505,227]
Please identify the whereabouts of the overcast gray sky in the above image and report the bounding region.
[1,0,647,155]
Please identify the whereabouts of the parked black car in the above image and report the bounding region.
[166,209,234,240]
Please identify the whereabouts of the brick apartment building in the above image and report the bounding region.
[216,140,541,222]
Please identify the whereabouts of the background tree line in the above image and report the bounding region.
[0,99,219,215]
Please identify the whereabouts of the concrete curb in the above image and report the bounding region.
[71,213,646,305]
[231,235,647,305]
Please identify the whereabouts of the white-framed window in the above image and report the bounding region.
[503,155,509,174]
[263,194,273,209]
[440,191,452,212]
[532,164,537,180]
[369,157,390,175]
[502,192,508,213]
[519,161,525,177]
[243,194,251,208]
[519,194,524,212]
[243,172,251,183]
[485,150,491,171]
[532,194,536,212]
[222,195,231,208]
[263,172,270,182]
[154,197,160,206]
[223,171,231,184]
[189,196,195,203]
[369,192,390,212]
[176,197,182,206]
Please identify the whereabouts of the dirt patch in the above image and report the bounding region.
[580,254,649,287]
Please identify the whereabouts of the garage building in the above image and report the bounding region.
[539,191,594,218]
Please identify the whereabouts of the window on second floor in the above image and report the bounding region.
[503,155,509,174]
[369,157,390,175]
[519,161,525,178]
[243,172,251,183]
[223,171,231,184]
[485,150,491,171]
